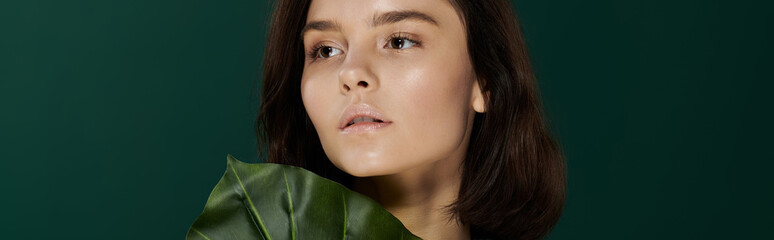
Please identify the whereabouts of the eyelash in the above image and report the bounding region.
[306,32,422,61]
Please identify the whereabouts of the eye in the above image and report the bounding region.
[315,46,343,59]
[387,37,417,50]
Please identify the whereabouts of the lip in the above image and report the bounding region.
[338,104,393,134]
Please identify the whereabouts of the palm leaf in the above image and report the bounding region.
[187,155,422,240]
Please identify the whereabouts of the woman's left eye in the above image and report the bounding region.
[387,37,417,50]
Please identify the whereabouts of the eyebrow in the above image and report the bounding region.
[301,10,439,37]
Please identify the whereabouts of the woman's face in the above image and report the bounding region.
[301,0,485,177]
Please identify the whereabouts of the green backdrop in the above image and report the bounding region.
[1,0,771,239]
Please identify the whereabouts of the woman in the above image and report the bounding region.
[256,0,566,239]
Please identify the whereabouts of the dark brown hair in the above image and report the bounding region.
[255,0,566,239]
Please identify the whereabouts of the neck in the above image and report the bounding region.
[352,154,469,240]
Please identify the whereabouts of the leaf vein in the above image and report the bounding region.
[230,162,272,240]
[191,228,211,240]
[342,193,347,240]
[282,169,297,240]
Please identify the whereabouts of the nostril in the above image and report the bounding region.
[343,84,350,91]
[357,81,368,88]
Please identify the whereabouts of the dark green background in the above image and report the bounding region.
[1,0,771,239]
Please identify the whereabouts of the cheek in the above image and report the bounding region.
[301,73,336,131]
[385,58,474,160]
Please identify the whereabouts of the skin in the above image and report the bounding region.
[300,0,485,239]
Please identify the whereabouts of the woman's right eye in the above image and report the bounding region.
[316,46,343,59]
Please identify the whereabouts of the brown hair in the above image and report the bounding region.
[255,0,566,239]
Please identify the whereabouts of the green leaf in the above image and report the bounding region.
[187,155,422,240]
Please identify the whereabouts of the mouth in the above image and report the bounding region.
[339,104,393,133]
[346,116,385,127]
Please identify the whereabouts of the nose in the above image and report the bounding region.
[338,52,378,95]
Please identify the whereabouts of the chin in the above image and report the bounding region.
[331,154,401,177]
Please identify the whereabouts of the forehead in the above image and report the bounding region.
[306,0,459,27]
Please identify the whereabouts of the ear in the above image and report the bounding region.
[471,79,487,113]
